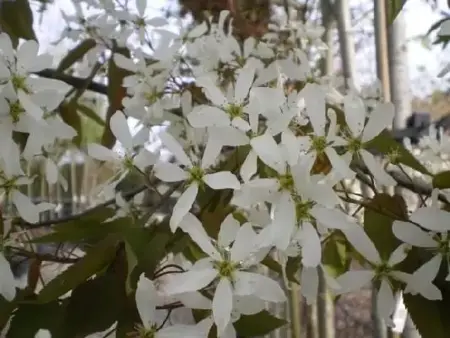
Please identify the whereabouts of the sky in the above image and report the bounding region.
[29,0,450,98]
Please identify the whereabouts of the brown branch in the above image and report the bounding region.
[36,69,107,95]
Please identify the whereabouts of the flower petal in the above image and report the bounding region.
[362,102,395,142]
[234,271,286,302]
[234,65,255,104]
[342,225,381,264]
[188,106,230,128]
[250,133,285,174]
[377,279,396,327]
[87,143,119,162]
[343,94,366,136]
[392,221,437,247]
[410,207,450,232]
[0,253,16,302]
[218,214,240,248]
[135,274,158,328]
[154,162,188,182]
[213,278,233,335]
[110,111,133,150]
[335,270,374,294]
[159,131,192,167]
[203,171,240,190]
[361,150,396,187]
[164,268,218,295]
[170,183,198,232]
[300,222,321,268]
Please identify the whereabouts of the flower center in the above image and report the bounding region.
[373,262,391,279]
[188,166,204,184]
[278,172,294,192]
[295,199,314,222]
[226,103,244,119]
[11,75,30,94]
[9,100,25,123]
[309,135,328,154]
[215,260,237,280]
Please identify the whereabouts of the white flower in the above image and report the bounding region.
[0,173,54,223]
[299,83,355,179]
[164,213,285,335]
[87,110,158,186]
[154,131,240,231]
[392,193,450,284]
[135,274,205,338]
[336,225,439,327]
[0,250,16,302]
[188,64,256,132]
[341,93,396,186]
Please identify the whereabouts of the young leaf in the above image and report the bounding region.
[56,39,97,73]
[77,103,106,127]
[0,0,36,47]
[433,170,450,189]
[363,193,406,260]
[29,207,117,244]
[386,0,408,25]
[59,102,82,146]
[233,310,287,336]
[366,130,431,176]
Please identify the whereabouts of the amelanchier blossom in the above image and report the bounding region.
[1,4,450,337]
[135,274,206,337]
[164,213,285,335]
[153,131,240,231]
[335,225,441,326]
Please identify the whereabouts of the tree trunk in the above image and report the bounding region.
[335,0,356,86]
[374,0,390,102]
[386,9,420,338]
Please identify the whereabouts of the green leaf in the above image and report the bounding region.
[37,235,120,303]
[124,225,172,278]
[124,241,138,294]
[7,300,66,337]
[234,310,287,336]
[363,193,407,260]
[386,0,408,25]
[77,103,106,127]
[322,233,350,277]
[0,295,18,330]
[433,170,450,189]
[30,207,117,244]
[59,102,82,146]
[56,39,97,73]
[101,45,131,148]
[366,130,430,176]
[403,292,450,338]
[63,273,123,337]
[0,0,36,47]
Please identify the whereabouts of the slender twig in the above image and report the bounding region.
[14,185,147,228]
[10,248,80,264]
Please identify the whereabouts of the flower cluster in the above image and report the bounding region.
[1,1,450,337]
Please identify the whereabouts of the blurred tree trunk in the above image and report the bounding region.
[317,2,336,338]
[388,10,411,130]
[374,0,390,102]
[387,9,422,338]
[335,0,356,87]
[177,0,271,39]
